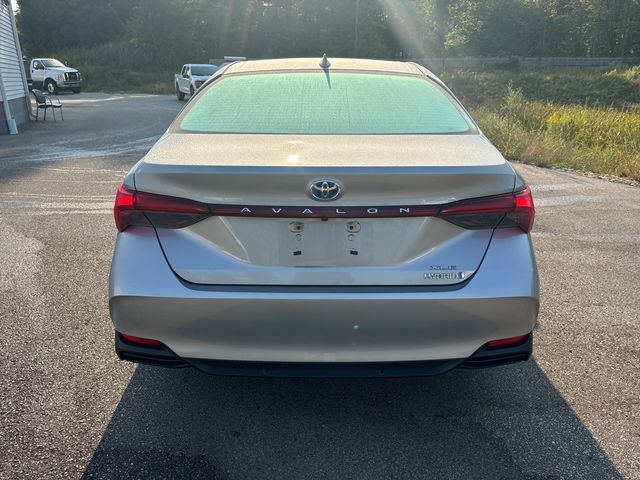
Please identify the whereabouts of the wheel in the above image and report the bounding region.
[190,85,195,97]
[176,84,185,101]
[45,79,58,94]
[71,87,81,94]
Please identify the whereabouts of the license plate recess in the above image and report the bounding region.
[279,219,373,266]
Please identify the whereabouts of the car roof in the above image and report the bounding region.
[224,57,428,76]
[185,63,216,67]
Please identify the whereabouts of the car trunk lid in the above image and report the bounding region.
[134,133,516,286]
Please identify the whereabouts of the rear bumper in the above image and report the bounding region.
[109,228,539,367]
[115,332,532,378]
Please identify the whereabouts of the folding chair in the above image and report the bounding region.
[32,89,64,122]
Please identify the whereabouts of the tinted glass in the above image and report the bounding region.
[42,59,65,68]
[191,66,217,76]
[180,72,470,134]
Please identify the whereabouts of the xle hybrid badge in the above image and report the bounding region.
[310,179,341,201]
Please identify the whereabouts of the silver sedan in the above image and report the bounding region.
[109,57,538,377]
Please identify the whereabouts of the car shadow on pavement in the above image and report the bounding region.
[81,360,622,480]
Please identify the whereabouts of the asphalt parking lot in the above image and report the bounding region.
[0,93,638,479]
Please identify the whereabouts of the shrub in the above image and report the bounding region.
[442,67,640,108]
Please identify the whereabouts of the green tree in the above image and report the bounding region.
[17,0,134,57]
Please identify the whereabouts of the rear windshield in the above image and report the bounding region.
[191,65,217,76]
[178,72,471,134]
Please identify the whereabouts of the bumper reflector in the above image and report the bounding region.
[119,333,162,348]
[486,334,529,348]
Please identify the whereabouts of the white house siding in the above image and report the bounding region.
[0,0,28,133]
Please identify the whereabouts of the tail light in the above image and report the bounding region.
[114,183,209,232]
[440,186,535,233]
[114,183,534,233]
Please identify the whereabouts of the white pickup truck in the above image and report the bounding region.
[174,64,218,100]
[29,58,82,94]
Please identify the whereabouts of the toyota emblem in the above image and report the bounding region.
[309,179,341,201]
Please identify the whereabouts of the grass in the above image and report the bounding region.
[470,86,640,181]
[440,66,640,181]
[438,66,640,181]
